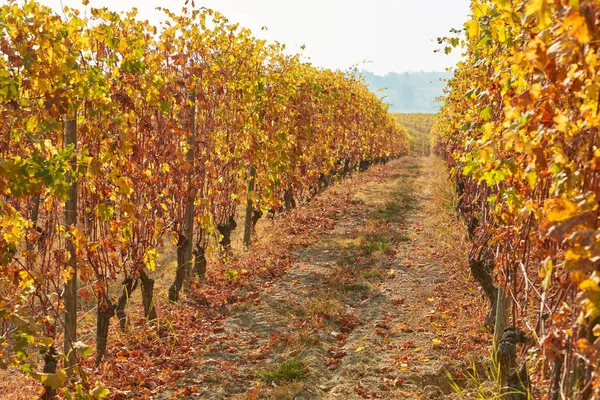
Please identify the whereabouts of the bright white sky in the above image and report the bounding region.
[36,0,469,75]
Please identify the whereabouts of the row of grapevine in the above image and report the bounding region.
[0,0,409,396]
[434,0,600,398]
[393,113,436,156]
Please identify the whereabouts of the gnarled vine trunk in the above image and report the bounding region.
[217,216,237,252]
[41,345,58,399]
[96,295,116,364]
[469,255,498,330]
[140,270,157,322]
[168,233,188,302]
[251,208,262,234]
[284,188,296,211]
[116,278,138,332]
[359,159,370,172]
[341,158,350,177]
[193,244,207,280]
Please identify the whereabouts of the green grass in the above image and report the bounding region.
[258,357,308,384]
[370,202,405,222]
[369,192,417,223]
[337,253,357,267]
[362,268,383,280]
[396,233,411,242]
[361,234,393,256]
[306,297,341,318]
[396,192,418,211]
[342,283,371,292]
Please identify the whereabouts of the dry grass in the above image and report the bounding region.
[303,296,343,321]
[353,180,399,206]
[423,156,469,255]
[240,381,304,400]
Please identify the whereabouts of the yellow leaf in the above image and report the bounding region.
[471,1,489,18]
[580,278,600,292]
[70,226,88,253]
[40,370,67,390]
[564,12,590,44]
[18,270,34,289]
[553,146,569,165]
[566,246,591,261]
[482,123,494,139]
[525,0,553,31]
[491,19,507,43]
[539,258,553,290]
[465,20,480,41]
[526,171,538,190]
[115,177,134,196]
[554,114,568,133]
[62,266,75,284]
[143,247,158,271]
[544,197,578,222]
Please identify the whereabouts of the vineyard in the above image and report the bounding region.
[6,0,600,399]
[394,114,436,157]
[0,0,410,397]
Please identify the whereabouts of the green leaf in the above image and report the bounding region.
[480,105,492,122]
[90,383,110,399]
[40,370,68,390]
[73,340,93,358]
[38,337,54,348]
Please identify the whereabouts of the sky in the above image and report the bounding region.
[35,0,470,76]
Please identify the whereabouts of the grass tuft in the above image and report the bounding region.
[342,282,371,292]
[258,357,308,384]
[361,234,393,256]
[396,233,411,242]
[362,268,382,280]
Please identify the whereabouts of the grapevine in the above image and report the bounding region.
[435,0,600,397]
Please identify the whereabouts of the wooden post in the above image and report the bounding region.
[183,94,196,283]
[243,166,256,246]
[170,93,196,300]
[493,288,506,349]
[63,112,78,374]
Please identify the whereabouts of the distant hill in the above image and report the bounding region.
[361,71,451,114]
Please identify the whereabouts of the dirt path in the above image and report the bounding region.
[160,157,488,399]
